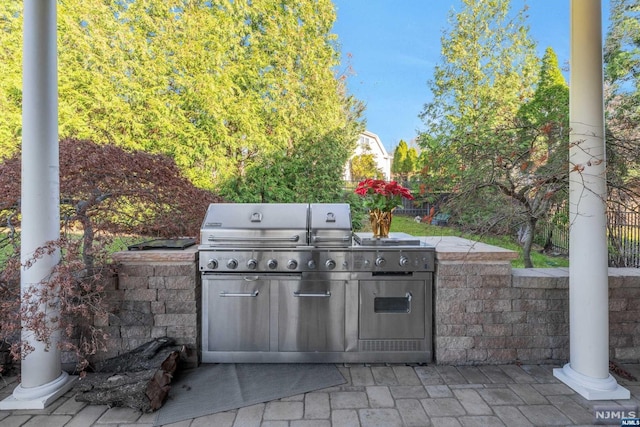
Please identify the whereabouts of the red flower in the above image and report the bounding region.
[354,179,414,211]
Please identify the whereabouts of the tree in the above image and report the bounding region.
[603,0,640,266]
[605,0,640,93]
[392,140,413,181]
[405,147,418,178]
[0,1,22,159]
[350,136,385,182]
[418,0,546,266]
[509,47,569,266]
[221,129,358,203]
[0,138,223,371]
[0,0,363,195]
[0,138,222,269]
[604,0,640,192]
[419,0,538,147]
[350,154,385,182]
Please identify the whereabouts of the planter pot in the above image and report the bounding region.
[369,209,393,238]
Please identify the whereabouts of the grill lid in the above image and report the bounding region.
[201,203,309,247]
[309,203,352,247]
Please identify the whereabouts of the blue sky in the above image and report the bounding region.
[332,1,611,153]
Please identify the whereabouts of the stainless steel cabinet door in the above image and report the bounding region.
[278,280,346,352]
[203,276,270,351]
[359,280,426,339]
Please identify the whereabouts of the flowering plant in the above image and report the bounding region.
[354,179,414,212]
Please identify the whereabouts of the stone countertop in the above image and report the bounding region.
[357,232,518,262]
[112,245,198,263]
[419,235,518,262]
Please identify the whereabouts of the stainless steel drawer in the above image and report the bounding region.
[202,275,270,352]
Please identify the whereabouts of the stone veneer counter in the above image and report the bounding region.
[106,246,200,359]
[112,245,198,263]
[419,235,519,262]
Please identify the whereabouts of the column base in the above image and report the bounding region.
[0,371,77,410]
[554,363,630,400]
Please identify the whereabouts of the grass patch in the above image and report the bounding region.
[389,215,569,269]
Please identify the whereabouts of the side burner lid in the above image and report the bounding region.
[309,203,352,247]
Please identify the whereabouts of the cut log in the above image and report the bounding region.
[75,337,189,412]
[92,336,176,373]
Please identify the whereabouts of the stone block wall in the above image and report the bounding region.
[434,261,640,365]
[101,248,200,360]
[510,268,640,364]
[603,268,640,362]
[433,260,541,365]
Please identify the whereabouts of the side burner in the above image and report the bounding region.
[353,235,422,247]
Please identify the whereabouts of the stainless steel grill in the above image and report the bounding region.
[198,203,435,363]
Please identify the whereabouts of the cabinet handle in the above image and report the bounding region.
[219,290,259,297]
[293,291,331,298]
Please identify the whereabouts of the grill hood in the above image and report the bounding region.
[200,203,352,248]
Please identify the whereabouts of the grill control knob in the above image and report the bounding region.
[207,259,218,270]
[375,257,386,267]
[287,259,298,270]
[325,259,336,270]
[227,259,238,269]
[399,256,410,266]
[267,259,278,270]
[307,260,317,270]
[246,259,258,270]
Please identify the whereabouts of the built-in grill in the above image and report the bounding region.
[198,203,435,363]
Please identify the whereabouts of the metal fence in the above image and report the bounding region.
[608,209,640,267]
[395,197,433,218]
[537,209,640,268]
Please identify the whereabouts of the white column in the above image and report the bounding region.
[553,0,629,400]
[0,0,75,410]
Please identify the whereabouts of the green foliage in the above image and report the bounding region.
[220,130,358,203]
[391,140,407,176]
[518,47,569,137]
[342,190,367,231]
[405,147,418,176]
[604,0,640,197]
[350,136,385,181]
[350,154,385,181]
[418,0,538,194]
[605,0,640,90]
[0,0,363,197]
[0,2,22,159]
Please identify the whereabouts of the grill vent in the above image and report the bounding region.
[359,340,424,352]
